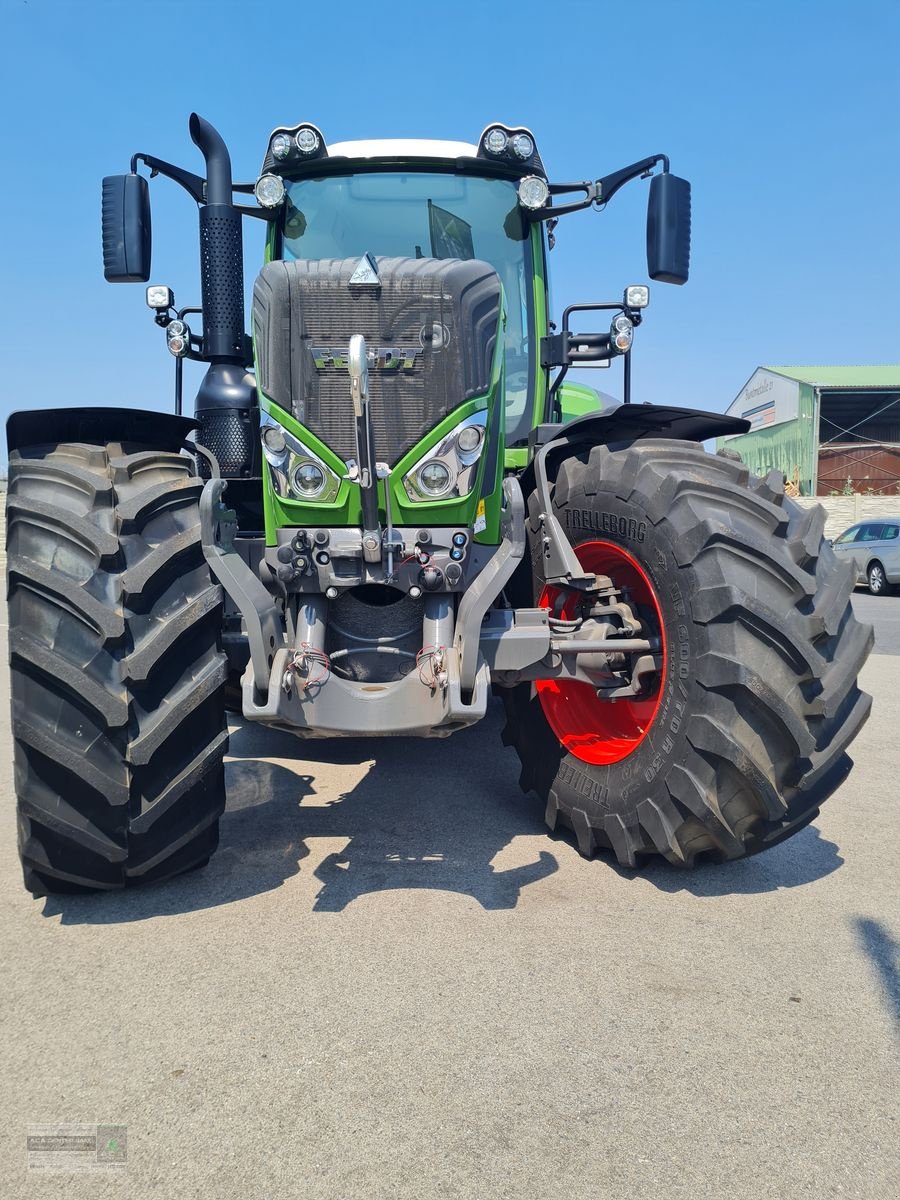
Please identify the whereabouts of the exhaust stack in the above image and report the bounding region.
[189,114,255,478]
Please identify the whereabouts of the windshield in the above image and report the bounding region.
[280,171,534,441]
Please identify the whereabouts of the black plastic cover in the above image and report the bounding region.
[101,174,152,282]
[7,407,197,455]
[253,256,501,465]
[646,173,691,285]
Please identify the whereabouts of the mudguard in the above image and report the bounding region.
[528,403,751,588]
[6,407,198,455]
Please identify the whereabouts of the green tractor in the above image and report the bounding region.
[6,115,872,895]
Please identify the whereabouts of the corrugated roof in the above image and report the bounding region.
[764,366,900,388]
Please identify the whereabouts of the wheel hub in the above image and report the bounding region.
[536,540,667,766]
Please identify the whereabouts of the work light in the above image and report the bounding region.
[255,174,286,208]
[271,134,292,160]
[510,133,534,160]
[624,284,650,309]
[145,285,173,311]
[483,128,509,155]
[295,127,320,154]
[517,176,550,210]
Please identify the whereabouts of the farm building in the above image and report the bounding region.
[716,366,900,496]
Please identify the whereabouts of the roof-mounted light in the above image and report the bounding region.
[261,122,327,174]
[295,126,320,154]
[476,123,543,175]
[510,132,534,160]
[483,127,509,155]
[271,133,292,161]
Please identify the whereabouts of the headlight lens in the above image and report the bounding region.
[271,133,292,160]
[255,174,285,208]
[403,411,488,502]
[517,176,549,210]
[262,425,286,453]
[417,461,453,496]
[457,424,483,453]
[295,127,320,154]
[292,461,326,497]
[510,132,534,159]
[484,128,508,155]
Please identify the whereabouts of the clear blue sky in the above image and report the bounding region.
[1,0,898,429]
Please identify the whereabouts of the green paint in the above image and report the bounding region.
[558,380,603,421]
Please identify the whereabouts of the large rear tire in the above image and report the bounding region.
[503,439,873,867]
[7,441,228,896]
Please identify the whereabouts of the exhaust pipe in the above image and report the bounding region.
[189,114,255,479]
[189,113,244,362]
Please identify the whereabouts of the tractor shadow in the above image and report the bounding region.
[599,822,843,896]
[40,702,559,924]
[39,701,843,924]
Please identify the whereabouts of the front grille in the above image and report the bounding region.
[253,256,501,464]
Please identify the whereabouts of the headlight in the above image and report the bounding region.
[255,174,285,208]
[262,424,286,453]
[403,411,488,503]
[260,414,341,503]
[417,461,453,497]
[510,132,534,159]
[456,424,483,453]
[291,461,326,497]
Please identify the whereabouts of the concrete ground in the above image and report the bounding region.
[0,598,897,1199]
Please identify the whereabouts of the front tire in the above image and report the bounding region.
[503,440,873,868]
[7,441,228,896]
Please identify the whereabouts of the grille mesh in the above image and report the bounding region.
[253,256,500,464]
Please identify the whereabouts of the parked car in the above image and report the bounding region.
[831,519,900,595]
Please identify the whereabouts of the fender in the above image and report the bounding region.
[6,407,198,455]
[528,403,751,588]
[530,402,750,456]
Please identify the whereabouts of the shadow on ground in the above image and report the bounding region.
[38,704,844,924]
[854,917,900,1033]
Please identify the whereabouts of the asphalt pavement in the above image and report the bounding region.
[1,598,898,1199]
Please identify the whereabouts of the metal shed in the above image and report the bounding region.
[717,366,900,495]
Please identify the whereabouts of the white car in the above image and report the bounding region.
[831,519,900,595]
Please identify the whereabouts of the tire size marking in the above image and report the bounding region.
[565,510,647,543]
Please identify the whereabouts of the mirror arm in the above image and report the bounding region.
[130,153,207,205]
[526,154,670,222]
[596,154,669,205]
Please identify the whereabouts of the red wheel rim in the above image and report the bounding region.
[536,540,666,766]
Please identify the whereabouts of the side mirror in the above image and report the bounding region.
[101,174,151,282]
[646,173,690,285]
